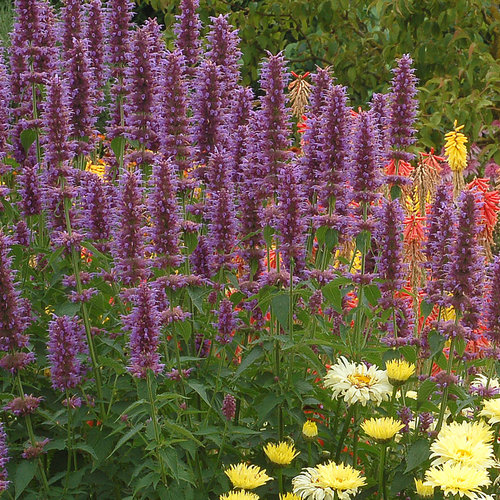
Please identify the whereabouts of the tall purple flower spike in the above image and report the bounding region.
[84,0,106,92]
[424,184,455,306]
[149,154,182,268]
[276,162,309,274]
[369,92,391,163]
[48,315,87,391]
[485,255,500,343]
[254,52,291,188]
[60,0,83,54]
[0,422,9,492]
[0,59,11,162]
[388,54,418,163]
[206,14,242,98]
[156,49,191,174]
[124,282,164,378]
[216,298,236,345]
[173,0,202,76]
[445,189,484,329]
[301,67,333,197]
[112,169,147,286]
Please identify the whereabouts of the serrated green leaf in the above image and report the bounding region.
[405,438,430,473]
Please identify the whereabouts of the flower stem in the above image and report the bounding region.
[436,335,456,433]
[64,390,73,494]
[277,467,283,495]
[378,444,387,500]
[335,404,355,462]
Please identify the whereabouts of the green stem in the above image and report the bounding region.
[352,406,359,467]
[307,441,312,467]
[335,405,355,462]
[147,371,167,486]
[277,467,283,495]
[436,335,457,433]
[64,390,73,493]
[378,444,387,500]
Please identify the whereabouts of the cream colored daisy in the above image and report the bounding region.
[224,463,272,490]
[424,462,491,499]
[323,357,392,406]
[430,421,495,470]
[292,462,366,500]
[479,398,500,425]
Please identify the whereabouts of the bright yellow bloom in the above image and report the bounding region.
[414,478,434,497]
[302,420,318,439]
[85,159,107,179]
[220,492,259,500]
[264,441,300,466]
[444,120,468,172]
[224,463,272,490]
[361,417,405,443]
[430,421,495,469]
[293,461,366,500]
[479,398,500,425]
[324,357,392,406]
[385,359,415,386]
[424,462,491,499]
[279,494,301,500]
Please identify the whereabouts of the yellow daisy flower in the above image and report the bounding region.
[224,463,272,490]
[292,462,366,500]
[424,462,491,500]
[264,441,300,466]
[385,359,415,386]
[414,478,434,498]
[430,421,495,470]
[444,120,468,172]
[361,417,405,443]
[479,398,500,425]
[324,357,392,406]
[220,492,259,500]
[302,420,318,439]
[279,494,301,500]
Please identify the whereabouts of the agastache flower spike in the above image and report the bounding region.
[47,315,88,391]
[0,59,11,161]
[0,422,9,492]
[156,50,191,174]
[216,298,236,345]
[369,93,391,162]
[206,14,242,98]
[149,154,182,268]
[112,169,147,286]
[254,52,292,187]
[60,0,83,54]
[485,255,500,344]
[192,59,225,167]
[84,0,106,93]
[276,162,309,275]
[388,54,418,163]
[301,67,333,196]
[445,190,484,329]
[123,282,164,378]
[173,0,202,76]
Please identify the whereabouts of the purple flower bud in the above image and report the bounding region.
[309,290,323,314]
[397,406,413,433]
[124,282,164,378]
[0,351,35,373]
[418,412,434,433]
[195,333,210,358]
[22,438,49,460]
[62,396,82,409]
[3,394,42,416]
[48,315,88,391]
[221,393,236,421]
[216,299,236,345]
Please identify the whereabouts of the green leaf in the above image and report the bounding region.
[271,293,289,331]
[417,380,437,403]
[186,380,210,406]
[234,346,263,379]
[428,329,445,357]
[322,282,341,313]
[107,423,144,458]
[15,461,37,499]
[420,300,434,319]
[110,136,125,160]
[405,438,430,473]
[75,443,98,460]
[364,285,381,306]
[20,128,37,154]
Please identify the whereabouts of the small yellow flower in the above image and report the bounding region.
[279,494,301,500]
[424,462,491,499]
[479,398,500,425]
[414,478,434,498]
[444,120,468,172]
[85,159,107,179]
[302,420,318,439]
[361,417,405,443]
[224,463,271,490]
[385,359,415,386]
[220,492,259,500]
[264,441,300,466]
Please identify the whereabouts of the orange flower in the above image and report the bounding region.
[385,158,413,176]
[403,214,426,243]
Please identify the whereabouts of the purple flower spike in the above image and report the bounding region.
[124,26,159,155]
[222,394,236,420]
[485,255,500,343]
[67,36,97,155]
[112,169,147,286]
[445,190,484,328]
[84,0,106,91]
[0,59,11,161]
[388,54,418,162]
[0,230,29,352]
[18,155,42,217]
[301,67,333,196]
[206,14,242,98]
[277,162,309,275]
[4,395,42,416]
[174,0,202,75]
[216,298,236,345]
[190,236,212,279]
[124,282,164,378]
[424,184,455,305]
[369,92,391,163]
[47,315,88,391]
[60,0,83,54]
[192,59,225,166]
[0,422,9,492]
[254,52,292,187]
[156,50,191,174]
[149,154,182,268]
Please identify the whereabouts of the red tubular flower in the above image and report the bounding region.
[467,178,500,240]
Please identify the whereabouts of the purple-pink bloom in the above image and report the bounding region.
[216,299,236,345]
[4,395,42,416]
[47,315,88,391]
[84,0,106,91]
[60,0,82,53]
[173,0,201,75]
[221,394,236,421]
[0,422,9,491]
[485,254,500,343]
